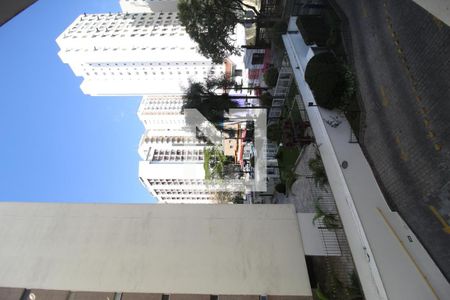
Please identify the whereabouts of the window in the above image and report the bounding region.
[210,296,218,300]
[234,69,243,77]
[251,53,265,65]
[162,294,170,300]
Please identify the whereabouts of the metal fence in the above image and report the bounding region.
[308,177,355,285]
[269,56,294,122]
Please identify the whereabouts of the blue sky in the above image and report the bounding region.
[0,0,154,203]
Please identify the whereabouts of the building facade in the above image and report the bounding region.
[136,95,211,203]
[56,12,225,95]
[56,10,249,203]
[137,95,186,130]
[120,0,179,13]
[0,203,313,299]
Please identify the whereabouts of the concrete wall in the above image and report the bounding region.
[0,289,312,300]
[0,0,37,26]
[412,0,450,26]
[0,203,311,298]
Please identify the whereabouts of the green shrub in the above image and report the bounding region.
[284,169,297,189]
[305,53,356,110]
[270,21,288,49]
[259,92,273,107]
[308,154,328,189]
[313,200,339,229]
[275,183,287,194]
[233,196,244,204]
[263,67,279,88]
[267,123,282,142]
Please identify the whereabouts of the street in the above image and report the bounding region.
[332,0,450,279]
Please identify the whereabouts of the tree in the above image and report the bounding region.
[259,92,273,107]
[269,21,288,49]
[233,195,244,204]
[183,76,271,128]
[183,80,239,126]
[212,191,234,204]
[263,67,279,87]
[178,0,260,63]
[275,183,287,194]
[313,200,339,229]
[212,191,244,204]
[305,52,356,110]
[204,147,227,179]
[267,123,281,142]
[308,153,328,190]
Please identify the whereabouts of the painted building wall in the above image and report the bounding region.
[0,203,312,298]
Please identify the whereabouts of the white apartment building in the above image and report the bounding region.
[120,0,178,13]
[136,94,212,203]
[56,10,248,203]
[137,95,187,130]
[139,161,214,204]
[136,94,247,203]
[138,132,213,204]
[56,12,226,95]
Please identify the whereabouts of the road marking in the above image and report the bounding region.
[377,207,441,298]
[432,16,444,30]
[400,149,409,161]
[394,134,409,161]
[380,86,390,107]
[383,3,440,156]
[362,2,368,17]
[429,206,450,234]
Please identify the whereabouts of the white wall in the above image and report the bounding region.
[0,203,312,297]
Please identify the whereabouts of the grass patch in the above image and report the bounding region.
[283,82,301,122]
[277,146,300,188]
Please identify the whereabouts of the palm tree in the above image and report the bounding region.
[308,152,328,190]
[312,200,339,229]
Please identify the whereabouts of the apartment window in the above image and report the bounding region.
[252,53,265,65]
[162,294,170,300]
[210,296,219,300]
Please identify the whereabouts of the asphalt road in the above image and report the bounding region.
[331,0,450,280]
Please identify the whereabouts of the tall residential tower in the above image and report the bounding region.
[120,0,178,13]
[56,12,225,96]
